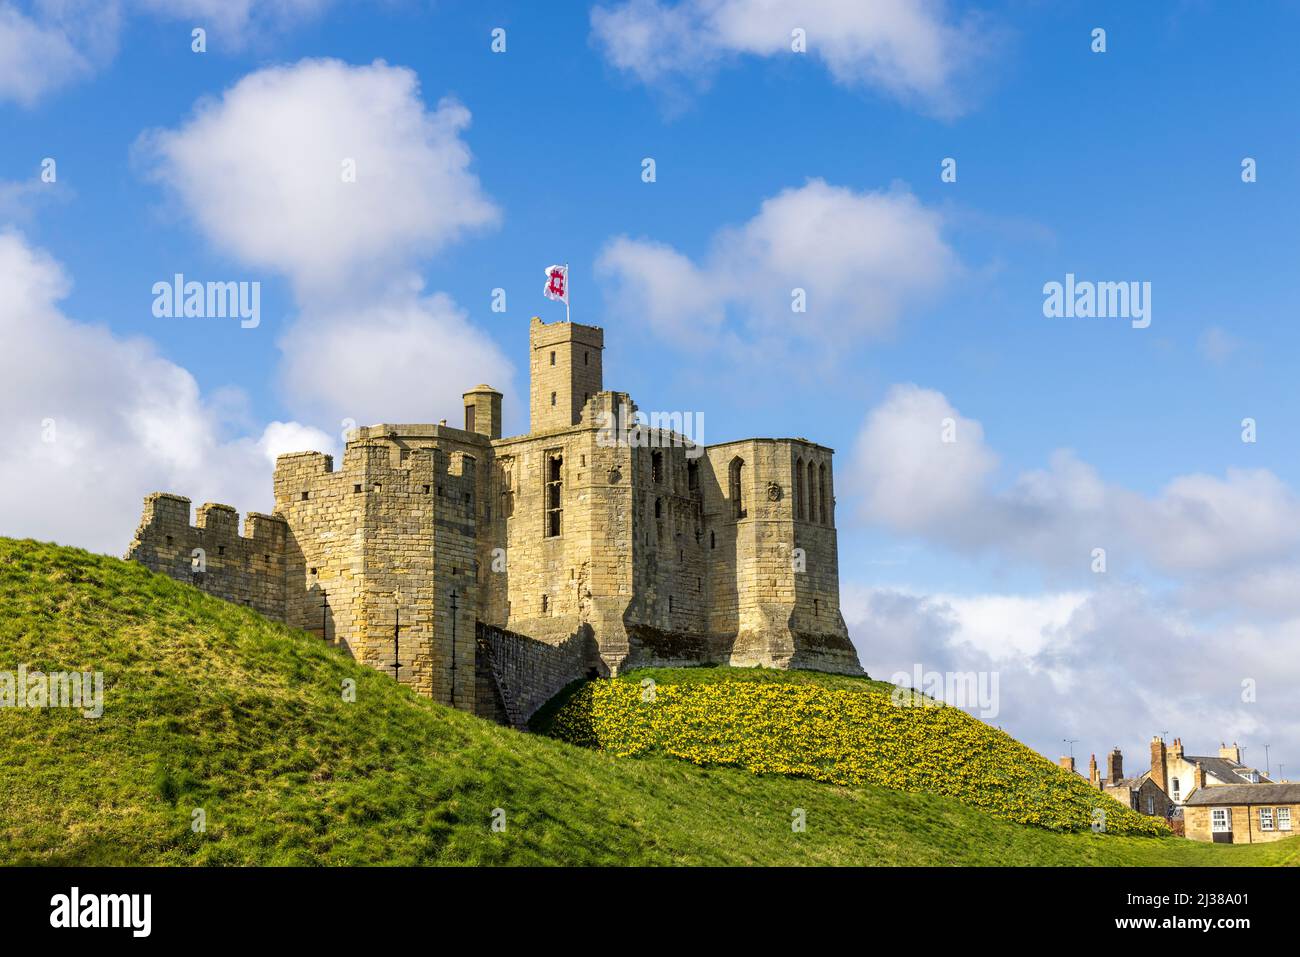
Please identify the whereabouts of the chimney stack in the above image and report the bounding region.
[1219,742,1241,764]
[1089,754,1100,788]
[1108,747,1123,784]
[1194,761,1207,791]
[1150,735,1168,794]
[1059,756,1076,774]
[1169,737,1183,760]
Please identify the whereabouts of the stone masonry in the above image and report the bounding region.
[127,317,863,724]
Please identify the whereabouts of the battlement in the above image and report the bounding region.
[127,494,288,619]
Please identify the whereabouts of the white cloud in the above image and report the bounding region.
[847,385,1300,578]
[278,290,514,426]
[139,58,516,426]
[590,0,992,116]
[0,2,97,106]
[597,179,956,347]
[0,229,331,555]
[139,59,499,296]
[0,1,326,106]
[844,582,1300,777]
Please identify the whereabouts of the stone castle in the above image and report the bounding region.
[128,317,861,726]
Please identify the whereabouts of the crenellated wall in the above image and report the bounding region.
[127,494,287,620]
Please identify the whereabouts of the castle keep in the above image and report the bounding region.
[128,317,862,725]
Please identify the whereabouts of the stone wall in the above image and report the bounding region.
[126,494,287,620]
[475,622,597,727]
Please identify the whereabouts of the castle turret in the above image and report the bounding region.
[529,316,603,432]
[463,383,502,440]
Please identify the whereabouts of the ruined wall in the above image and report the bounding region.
[127,494,287,620]
[475,622,597,727]
[700,438,859,675]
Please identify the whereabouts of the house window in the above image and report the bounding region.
[1171,777,1180,801]
[1278,807,1292,831]
[818,463,828,524]
[1211,808,1231,833]
[651,450,663,483]
[1146,796,1155,814]
[794,457,805,520]
[729,457,746,519]
[1260,807,1274,831]
[545,452,563,537]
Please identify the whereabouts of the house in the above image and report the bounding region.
[1081,749,1174,818]
[1184,782,1300,844]
[1145,737,1270,810]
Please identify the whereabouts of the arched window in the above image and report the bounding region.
[794,457,805,520]
[818,463,828,524]
[807,460,817,525]
[729,457,746,519]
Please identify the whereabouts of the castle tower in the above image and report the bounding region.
[529,316,603,433]
[463,384,502,440]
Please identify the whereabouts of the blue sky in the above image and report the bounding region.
[4,0,1300,767]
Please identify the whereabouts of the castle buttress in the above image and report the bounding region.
[127,317,862,726]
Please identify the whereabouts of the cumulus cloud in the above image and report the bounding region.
[844,583,1300,777]
[847,384,1300,579]
[0,229,335,555]
[596,179,956,348]
[0,1,102,105]
[0,1,327,106]
[590,0,992,116]
[139,58,515,425]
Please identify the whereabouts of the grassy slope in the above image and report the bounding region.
[534,666,1170,835]
[1,537,1295,866]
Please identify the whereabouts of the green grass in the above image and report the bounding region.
[1,536,1296,866]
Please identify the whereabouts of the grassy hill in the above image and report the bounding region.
[534,667,1168,835]
[1,536,1296,866]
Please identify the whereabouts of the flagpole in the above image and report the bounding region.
[565,262,570,322]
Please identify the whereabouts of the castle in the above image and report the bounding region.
[127,317,861,725]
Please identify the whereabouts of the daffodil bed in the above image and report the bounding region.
[540,670,1169,837]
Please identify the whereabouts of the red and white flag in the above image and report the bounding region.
[543,263,568,304]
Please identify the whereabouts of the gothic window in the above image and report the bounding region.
[654,497,662,518]
[729,457,746,519]
[545,452,563,537]
[794,457,805,520]
[818,463,828,525]
[651,450,663,484]
[687,460,699,491]
[807,460,817,524]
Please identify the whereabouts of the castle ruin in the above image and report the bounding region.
[127,317,861,726]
